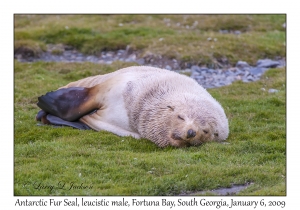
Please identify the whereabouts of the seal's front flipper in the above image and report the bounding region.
[46,114,91,130]
[80,112,141,138]
[37,87,98,121]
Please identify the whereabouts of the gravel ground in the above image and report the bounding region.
[15,44,286,90]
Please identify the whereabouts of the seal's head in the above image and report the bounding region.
[164,98,229,147]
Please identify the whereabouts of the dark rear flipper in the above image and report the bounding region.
[37,87,98,121]
[36,110,47,121]
[36,110,91,130]
[46,114,91,130]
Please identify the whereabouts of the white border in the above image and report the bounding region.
[3,0,298,209]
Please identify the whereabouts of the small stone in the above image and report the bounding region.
[136,58,145,65]
[130,54,136,60]
[246,75,255,81]
[249,67,264,75]
[268,89,279,93]
[190,71,199,78]
[236,61,250,68]
[256,59,280,68]
[207,69,216,74]
[234,69,244,76]
[191,65,201,72]
[165,65,172,70]
[195,75,205,80]
[228,67,238,72]
[219,30,229,34]
[235,75,242,80]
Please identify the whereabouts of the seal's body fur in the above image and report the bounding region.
[37,66,229,147]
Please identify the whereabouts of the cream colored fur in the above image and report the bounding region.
[60,66,229,147]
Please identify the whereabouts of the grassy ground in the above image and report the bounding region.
[14,14,286,66]
[14,61,285,196]
[14,15,286,196]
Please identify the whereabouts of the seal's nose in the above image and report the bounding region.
[187,129,196,138]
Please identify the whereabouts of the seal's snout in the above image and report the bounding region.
[187,129,196,138]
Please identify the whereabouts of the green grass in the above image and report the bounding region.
[14,14,286,66]
[14,61,286,196]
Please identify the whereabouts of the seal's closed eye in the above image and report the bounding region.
[167,106,175,111]
[178,115,185,121]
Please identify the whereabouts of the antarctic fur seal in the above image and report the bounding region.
[36,66,229,147]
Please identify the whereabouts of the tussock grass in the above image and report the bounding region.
[14,14,285,66]
[14,61,286,195]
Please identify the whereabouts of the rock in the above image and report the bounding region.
[195,75,205,80]
[256,59,280,68]
[190,70,199,78]
[191,65,201,73]
[117,50,125,56]
[125,54,137,62]
[236,61,250,68]
[136,58,145,65]
[246,75,255,81]
[234,69,244,76]
[219,30,229,34]
[268,89,279,93]
[15,43,286,90]
[249,67,268,75]
[165,65,172,70]
[225,76,235,83]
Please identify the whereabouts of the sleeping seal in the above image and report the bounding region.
[36,66,229,147]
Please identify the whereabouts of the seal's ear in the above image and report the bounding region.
[167,106,175,111]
